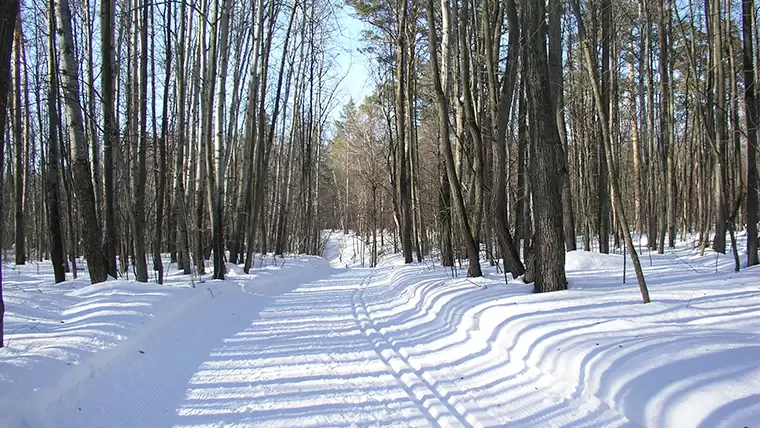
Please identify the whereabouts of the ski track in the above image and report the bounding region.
[21,264,634,427]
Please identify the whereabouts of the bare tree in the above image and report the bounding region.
[570,0,650,303]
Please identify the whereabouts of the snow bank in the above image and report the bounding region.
[0,255,330,426]
[360,247,760,427]
[566,250,624,272]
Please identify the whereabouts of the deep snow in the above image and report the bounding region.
[0,234,758,427]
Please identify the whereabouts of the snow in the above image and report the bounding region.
[1,233,759,427]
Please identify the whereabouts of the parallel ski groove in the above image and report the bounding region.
[352,270,482,428]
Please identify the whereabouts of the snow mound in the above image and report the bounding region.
[566,250,624,272]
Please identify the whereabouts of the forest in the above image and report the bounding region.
[0,0,758,347]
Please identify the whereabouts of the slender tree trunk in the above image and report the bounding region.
[210,0,231,279]
[129,0,149,282]
[397,0,413,264]
[152,2,171,284]
[84,0,102,228]
[548,0,576,252]
[13,16,24,265]
[630,48,644,233]
[47,0,66,284]
[712,0,728,253]
[598,0,611,254]
[489,0,524,276]
[101,0,117,278]
[744,0,759,266]
[657,0,671,253]
[174,0,190,274]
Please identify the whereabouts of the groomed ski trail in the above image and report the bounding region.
[24,263,633,427]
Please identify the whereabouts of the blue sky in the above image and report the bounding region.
[331,8,374,120]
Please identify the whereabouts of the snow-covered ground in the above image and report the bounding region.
[0,234,758,427]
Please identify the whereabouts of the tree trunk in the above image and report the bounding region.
[210,0,231,280]
[630,49,644,233]
[55,0,107,284]
[0,0,20,347]
[548,0,576,252]
[598,0,611,254]
[130,0,149,282]
[47,1,66,284]
[153,1,171,284]
[174,0,190,274]
[657,0,672,253]
[743,0,759,267]
[712,0,728,254]
[489,0,524,277]
[13,16,24,265]
[101,0,117,278]
[397,0,413,264]
[522,0,566,292]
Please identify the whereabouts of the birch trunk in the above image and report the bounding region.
[55,0,108,283]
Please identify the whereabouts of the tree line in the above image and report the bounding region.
[0,0,758,346]
[330,0,759,302]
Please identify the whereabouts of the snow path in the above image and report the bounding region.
[19,264,632,428]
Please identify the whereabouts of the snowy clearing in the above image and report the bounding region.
[1,234,758,427]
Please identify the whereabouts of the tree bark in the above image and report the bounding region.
[101,0,117,278]
[397,0,413,264]
[743,0,759,266]
[522,0,566,292]
[598,0,611,254]
[712,0,728,254]
[548,0,576,252]
[47,0,66,284]
[0,0,20,347]
[130,0,149,282]
[153,1,171,284]
[55,0,108,284]
[13,16,24,265]
[174,0,191,274]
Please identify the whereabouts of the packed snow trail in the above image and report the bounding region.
[18,262,632,428]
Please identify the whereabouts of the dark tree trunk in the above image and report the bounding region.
[47,4,66,284]
[101,0,117,278]
[397,0,413,264]
[13,17,24,265]
[522,0,567,292]
[153,2,171,284]
[548,0,576,252]
[0,0,20,347]
[743,0,759,266]
[598,0,611,255]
